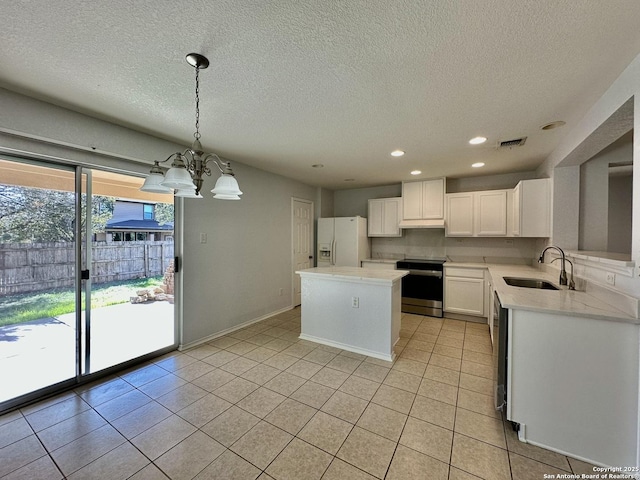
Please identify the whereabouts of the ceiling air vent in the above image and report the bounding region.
[499,137,527,148]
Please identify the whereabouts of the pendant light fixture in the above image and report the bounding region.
[140,53,242,200]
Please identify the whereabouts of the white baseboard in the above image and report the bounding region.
[298,333,395,363]
[179,305,295,351]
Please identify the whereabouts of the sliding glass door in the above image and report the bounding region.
[81,168,176,374]
[0,157,176,410]
[0,159,78,405]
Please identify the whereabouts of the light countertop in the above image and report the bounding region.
[444,262,488,269]
[297,266,408,285]
[361,258,399,264]
[485,264,638,324]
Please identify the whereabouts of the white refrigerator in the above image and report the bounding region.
[317,216,370,267]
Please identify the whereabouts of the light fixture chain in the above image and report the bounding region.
[194,66,201,140]
[142,53,241,199]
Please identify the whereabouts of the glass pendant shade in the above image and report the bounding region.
[213,193,241,200]
[140,172,172,193]
[211,174,243,198]
[174,187,203,198]
[161,165,196,189]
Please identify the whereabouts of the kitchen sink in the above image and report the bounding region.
[503,277,559,290]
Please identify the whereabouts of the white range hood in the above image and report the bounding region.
[398,219,446,229]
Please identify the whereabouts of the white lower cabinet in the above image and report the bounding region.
[444,267,485,316]
[508,309,639,467]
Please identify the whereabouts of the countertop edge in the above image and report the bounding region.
[444,262,489,269]
[487,265,639,324]
[361,258,399,264]
[296,267,409,285]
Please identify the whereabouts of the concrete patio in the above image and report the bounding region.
[0,301,174,404]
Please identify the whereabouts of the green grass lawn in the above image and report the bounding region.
[0,276,166,327]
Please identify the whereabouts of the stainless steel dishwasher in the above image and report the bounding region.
[494,290,508,411]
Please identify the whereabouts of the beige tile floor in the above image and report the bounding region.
[0,309,598,480]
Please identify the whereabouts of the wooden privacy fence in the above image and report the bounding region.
[0,241,174,295]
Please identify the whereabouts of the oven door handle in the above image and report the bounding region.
[407,270,442,278]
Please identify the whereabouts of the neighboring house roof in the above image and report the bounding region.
[105,219,173,231]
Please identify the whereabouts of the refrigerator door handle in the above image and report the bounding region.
[334,240,337,265]
[331,240,335,265]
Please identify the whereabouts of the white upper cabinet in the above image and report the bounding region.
[402,178,444,220]
[368,197,402,237]
[475,190,508,236]
[446,193,474,236]
[511,178,550,237]
[446,190,507,237]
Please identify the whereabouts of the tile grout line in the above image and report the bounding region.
[1,312,587,479]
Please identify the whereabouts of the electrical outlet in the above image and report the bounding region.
[605,272,615,286]
[351,296,359,308]
[505,239,514,246]
[279,288,283,296]
[199,233,207,244]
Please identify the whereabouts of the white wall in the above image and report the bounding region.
[536,52,640,297]
[609,173,633,254]
[550,166,580,249]
[446,171,537,193]
[333,184,402,217]
[0,88,182,171]
[578,133,633,251]
[181,163,316,345]
[318,188,335,218]
[579,151,611,251]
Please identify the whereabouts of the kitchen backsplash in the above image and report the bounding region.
[371,229,538,264]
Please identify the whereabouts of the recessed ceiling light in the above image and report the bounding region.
[391,150,405,157]
[312,164,324,168]
[410,170,421,175]
[469,136,487,145]
[344,178,355,182]
[472,162,485,168]
[541,121,566,130]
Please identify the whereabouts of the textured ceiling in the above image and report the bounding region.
[1,1,640,189]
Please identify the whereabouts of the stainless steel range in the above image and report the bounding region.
[396,258,445,317]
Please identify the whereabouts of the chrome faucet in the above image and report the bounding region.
[551,257,575,290]
[538,246,568,286]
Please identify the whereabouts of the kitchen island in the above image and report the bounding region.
[295,266,408,361]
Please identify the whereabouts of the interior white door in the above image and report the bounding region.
[292,198,313,306]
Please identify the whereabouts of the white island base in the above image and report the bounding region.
[296,267,408,362]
